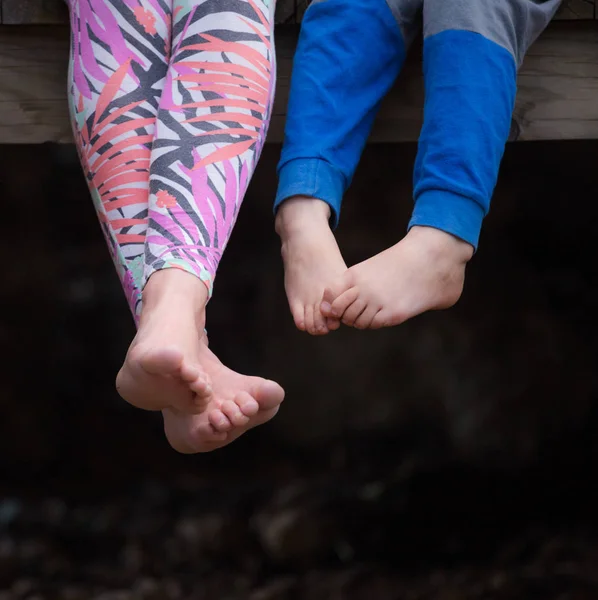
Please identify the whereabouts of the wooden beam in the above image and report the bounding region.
[0,26,71,143]
[1,0,596,24]
[556,0,597,20]
[270,21,598,143]
[0,0,312,24]
[1,0,67,24]
[512,23,598,140]
[0,22,596,144]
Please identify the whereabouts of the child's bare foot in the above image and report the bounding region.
[275,197,346,335]
[162,338,285,453]
[320,226,474,329]
[116,269,212,414]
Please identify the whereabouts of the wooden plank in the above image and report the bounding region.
[2,0,595,24]
[0,26,71,143]
[1,0,307,24]
[556,0,596,20]
[512,23,598,140]
[0,22,596,144]
[275,0,595,22]
[270,22,598,143]
[2,0,67,25]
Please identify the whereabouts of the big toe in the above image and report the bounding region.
[253,379,285,410]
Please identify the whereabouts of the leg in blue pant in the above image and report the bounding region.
[276,0,560,332]
[274,0,421,335]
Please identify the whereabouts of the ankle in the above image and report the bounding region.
[275,196,332,238]
[141,268,208,327]
[408,226,474,265]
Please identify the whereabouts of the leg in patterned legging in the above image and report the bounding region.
[69,0,284,453]
[68,0,169,318]
[122,0,284,452]
[68,0,211,415]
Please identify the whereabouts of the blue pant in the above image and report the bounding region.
[274,0,561,250]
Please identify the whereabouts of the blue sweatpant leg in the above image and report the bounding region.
[410,0,561,249]
[275,0,422,227]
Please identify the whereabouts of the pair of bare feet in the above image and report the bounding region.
[115,196,471,454]
[275,196,474,336]
[115,269,285,453]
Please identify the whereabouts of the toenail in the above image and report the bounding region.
[321,302,331,313]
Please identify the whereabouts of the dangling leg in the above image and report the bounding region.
[117,0,284,452]
[275,0,422,334]
[322,0,561,330]
[68,0,210,413]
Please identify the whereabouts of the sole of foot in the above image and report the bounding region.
[116,268,212,414]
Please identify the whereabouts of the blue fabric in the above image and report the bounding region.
[274,0,407,227]
[410,30,517,249]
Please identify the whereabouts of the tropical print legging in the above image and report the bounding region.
[67,0,276,321]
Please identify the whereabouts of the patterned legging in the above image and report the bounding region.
[68,0,276,321]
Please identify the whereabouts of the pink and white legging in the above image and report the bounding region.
[68,0,276,321]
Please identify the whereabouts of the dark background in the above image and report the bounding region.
[1,141,598,598]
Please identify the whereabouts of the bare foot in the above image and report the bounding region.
[115,269,212,413]
[275,196,347,335]
[162,338,285,453]
[320,226,474,329]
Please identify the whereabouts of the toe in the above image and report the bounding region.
[330,287,359,319]
[250,379,285,411]
[184,375,212,413]
[179,362,203,384]
[353,305,380,330]
[189,374,212,397]
[326,317,341,331]
[208,409,233,433]
[312,304,329,335]
[320,297,333,317]
[221,400,251,427]
[342,298,367,327]
[235,391,260,417]
[321,271,354,316]
[305,304,317,335]
[320,301,332,317]
[291,303,306,331]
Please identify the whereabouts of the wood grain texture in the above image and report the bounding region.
[0,26,71,143]
[0,22,596,144]
[1,0,312,24]
[269,22,598,143]
[1,0,67,24]
[556,0,597,20]
[1,0,595,24]
[277,0,597,22]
